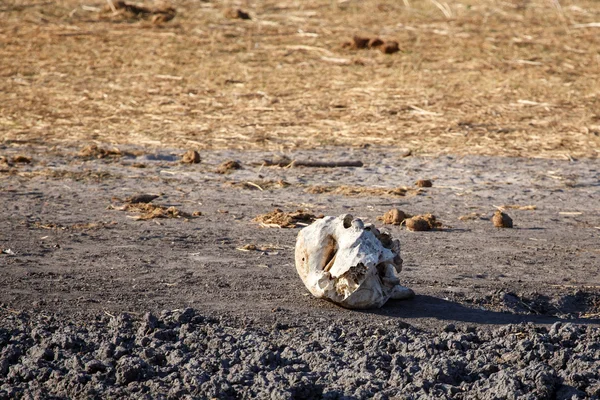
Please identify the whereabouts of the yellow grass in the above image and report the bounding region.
[1,0,599,158]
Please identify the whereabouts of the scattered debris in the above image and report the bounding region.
[72,222,116,230]
[381,41,400,54]
[109,203,195,220]
[236,244,284,253]
[351,36,370,49]
[379,208,410,225]
[493,210,513,228]
[498,204,536,211]
[306,185,418,197]
[237,244,257,251]
[0,157,10,172]
[126,194,160,204]
[406,214,442,231]
[227,180,290,191]
[458,212,484,221]
[342,36,376,50]
[260,155,293,167]
[254,209,319,228]
[216,160,242,174]
[192,211,202,217]
[33,222,117,230]
[1,249,16,256]
[296,160,363,168]
[79,144,123,159]
[181,150,201,164]
[342,36,400,54]
[368,37,384,48]
[104,1,176,23]
[415,179,433,188]
[12,155,32,164]
[464,289,600,319]
[0,155,31,168]
[224,7,251,20]
[259,156,363,168]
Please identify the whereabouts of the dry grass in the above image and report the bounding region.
[1,0,599,158]
[254,208,318,228]
[306,184,420,197]
[108,202,197,220]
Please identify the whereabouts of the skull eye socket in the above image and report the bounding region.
[322,235,338,272]
[342,214,353,229]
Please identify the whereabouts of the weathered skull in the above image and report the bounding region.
[295,214,414,309]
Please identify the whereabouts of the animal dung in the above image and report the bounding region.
[381,41,400,54]
[380,208,409,225]
[415,179,433,188]
[342,36,400,54]
[104,1,176,23]
[295,214,414,309]
[405,214,442,231]
[352,36,370,49]
[126,194,159,204]
[109,203,195,220]
[216,160,242,174]
[224,8,251,20]
[12,155,32,164]
[181,150,201,164]
[254,209,319,228]
[79,144,122,159]
[368,38,384,48]
[493,210,513,228]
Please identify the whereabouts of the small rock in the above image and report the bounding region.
[443,323,457,333]
[352,36,370,49]
[126,194,159,204]
[85,359,106,374]
[368,37,384,48]
[415,179,433,188]
[116,356,147,385]
[381,41,400,54]
[224,8,251,20]
[493,210,513,228]
[216,160,242,174]
[181,150,201,164]
[12,155,32,164]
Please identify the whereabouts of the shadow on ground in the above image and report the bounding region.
[369,295,600,326]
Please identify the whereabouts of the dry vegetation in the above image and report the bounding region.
[1,0,599,158]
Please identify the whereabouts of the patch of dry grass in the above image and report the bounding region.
[1,0,599,158]
[306,184,420,197]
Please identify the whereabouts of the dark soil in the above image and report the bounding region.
[2,309,600,399]
[1,144,599,398]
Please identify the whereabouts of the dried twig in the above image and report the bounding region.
[260,158,363,168]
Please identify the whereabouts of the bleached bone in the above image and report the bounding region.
[295,214,414,309]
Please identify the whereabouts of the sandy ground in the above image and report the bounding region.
[1,145,599,328]
[2,0,600,397]
[1,144,600,398]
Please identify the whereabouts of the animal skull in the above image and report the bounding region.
[295,214,414,309]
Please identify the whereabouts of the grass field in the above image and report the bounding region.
[1,0,599,158]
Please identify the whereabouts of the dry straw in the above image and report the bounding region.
[0,0,599,159]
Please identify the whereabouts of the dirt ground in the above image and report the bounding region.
[1,145,600,398]
[1,144,599,327]
[1,0,600,398]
